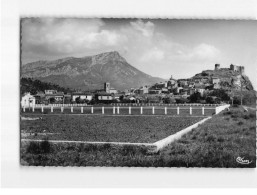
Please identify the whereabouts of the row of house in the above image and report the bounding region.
[128,73,221,99]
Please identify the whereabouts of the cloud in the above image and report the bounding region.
[22,18,221,79]
[140,47,165,62]
[191,43,220,60]
[22,18,121,56]
[130,20,155,37]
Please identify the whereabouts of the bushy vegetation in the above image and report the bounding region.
[26,139,51,154]
[188,92,204,103]
[188,88,256,105]
[209,89,230,101]
[232,90,256,106]
[20,77,73,95]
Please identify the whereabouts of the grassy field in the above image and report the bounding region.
[21,115,204,143]
[20,106,256,167]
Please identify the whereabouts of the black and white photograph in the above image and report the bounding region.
[19,18,256,168]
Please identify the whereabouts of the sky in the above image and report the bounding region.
[21,18,257,89]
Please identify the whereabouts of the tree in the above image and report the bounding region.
[49,97,55,104]
[206,96,214,104]
[64,97,71,104]
[214,97,221,104]
[176,97,189,104]
[89,98,96,105]
[210,89,230,102]
[163,97,171,104]
[119,95,124,101]
[232,96,241,105]
[75,96,81,104]
[201,72,208,76]
[189,92,202,103]
[20,77,73,95]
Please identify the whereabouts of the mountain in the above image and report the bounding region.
[191,68,254,91]
[21,51,165,91]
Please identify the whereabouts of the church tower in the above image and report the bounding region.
[104,82,110,93]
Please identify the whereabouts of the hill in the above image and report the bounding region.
[21,51,164,91]
[191,68,254,91]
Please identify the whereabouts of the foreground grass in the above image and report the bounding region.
[21,106,256,167]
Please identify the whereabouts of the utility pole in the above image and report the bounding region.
[230,91,234,106]
[240,74,243,106]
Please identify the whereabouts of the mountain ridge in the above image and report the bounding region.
[21,51,165,91]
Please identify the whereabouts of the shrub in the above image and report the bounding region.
[99,143,111,150]
[217,137,225,142]
[120,145,137,156]
[243,115,250,120]
[40,139,51,153]
[83,144,98,152]
[223,111,232,115]
[26,142,41,154]
[26,139,51,154]
[249,113,256,119]
[237,121,244,125]
[249,126,256,131]
[206,135,217,142]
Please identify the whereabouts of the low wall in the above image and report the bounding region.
[215,104,230,114]
[154,117,212,152]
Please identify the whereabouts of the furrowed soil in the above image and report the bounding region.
[21,115,204,143]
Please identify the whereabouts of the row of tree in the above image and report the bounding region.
[20,78,73,95]
[188,89,256,105]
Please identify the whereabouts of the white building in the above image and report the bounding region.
[109,88,118,94]
[97,92,113,101]
[21,93,36,108]
[72,92,93,101]
[45,90,57,94]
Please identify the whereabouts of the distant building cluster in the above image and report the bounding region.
[21,63,245,106]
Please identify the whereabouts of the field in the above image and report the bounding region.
[21,115,204,143]
[20,106,256,167]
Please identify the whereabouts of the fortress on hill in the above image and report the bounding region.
[214,64,245,74]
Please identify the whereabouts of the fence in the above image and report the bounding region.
[111,103,221,107]
[30,103,222,108]
[21,104,230,116]
[34,103,87,107]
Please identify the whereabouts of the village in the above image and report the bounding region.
[21,64,244,107]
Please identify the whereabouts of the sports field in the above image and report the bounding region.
[21,114,205,143]
[20,107,256,167]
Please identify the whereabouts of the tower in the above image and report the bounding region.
[239,66,245,75]
[230,64,237,71]
[215,64,220,71]
[104,82,110,93]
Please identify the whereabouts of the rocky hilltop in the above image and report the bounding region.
[21,51,164,91]
[191,67,254,91]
